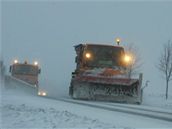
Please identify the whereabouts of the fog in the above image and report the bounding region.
[2,1,172,97]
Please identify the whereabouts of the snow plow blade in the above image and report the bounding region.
[4,75,38,96]
[70,74,142,104]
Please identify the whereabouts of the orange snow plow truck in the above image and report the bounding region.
[9,60,41,87]
[69,43,142,104]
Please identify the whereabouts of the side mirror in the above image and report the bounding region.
[38,69,41,74]
[75,56,78,63]
[9,66,12,73]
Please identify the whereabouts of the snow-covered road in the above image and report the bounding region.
[1,76,172,128]
[54,98,172,122]
[1,88,172,128]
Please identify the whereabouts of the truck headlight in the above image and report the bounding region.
[38,92,41,95]
[85,53,91,59]
[124,55,131,63]
[38,91,47,96]
[42,92,47,96]
[14,59,18,64]
[34,61,38,66]
[123,54,134,65]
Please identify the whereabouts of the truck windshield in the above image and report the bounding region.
[84,45,125,68]
[13,65,38,75]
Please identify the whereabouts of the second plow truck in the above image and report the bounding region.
[69,42,142,104]
[9,60,41,88]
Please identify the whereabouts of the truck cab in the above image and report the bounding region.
[9,60,41,87]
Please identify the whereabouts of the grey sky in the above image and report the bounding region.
[2,1,172,96]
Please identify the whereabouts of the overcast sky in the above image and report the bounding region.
[2,1,172,96]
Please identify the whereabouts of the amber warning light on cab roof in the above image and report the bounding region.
[115,38,121,46]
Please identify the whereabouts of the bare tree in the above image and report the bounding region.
[158,40,172,100]
[124,43,143,78]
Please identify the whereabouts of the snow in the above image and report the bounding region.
[142,92,172,110]
[1,75,172,128]
[1,88,115,128]
[2,104,112,128]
